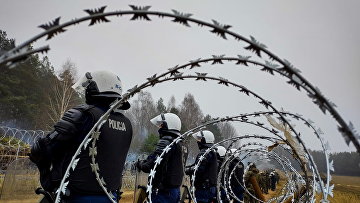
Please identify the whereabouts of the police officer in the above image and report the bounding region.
[244,163,263,203]
[185,130,218,203]
[270,171,277,191]
[29,70,133,202]
[216,146,226,172]
[215,145,227,202]
[259,172,268,194]
[136,113,184,203]
[226,149,245,202]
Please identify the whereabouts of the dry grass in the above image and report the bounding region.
[313,175,360,203]
[325,191,360,203]
[0,174,39,201]
[264,174,360,202]
[0,199,40,203]
[121,190,135,203]
[0,174,359,202]
[327,175,360,202]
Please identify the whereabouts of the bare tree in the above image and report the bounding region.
[217,122,237,139]
[156,98,166,113]
[167,95,177,112]
[178,93,204,159]
[179,93,204,132]
[47,59,80,126]
[125,91,158,153]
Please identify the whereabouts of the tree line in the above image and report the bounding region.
[2,30,358,175]
[125,92,237,160]
[0,30,80,130]
[272,147,360,177]
[0,30,237,158]
[310,150,360,177]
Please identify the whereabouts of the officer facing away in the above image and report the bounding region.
[215,145,226,173]
[185,130,218,203]
[136,113,184,203]
[228,149,245,202]
[29,70,133,202]
[215,145,227,201]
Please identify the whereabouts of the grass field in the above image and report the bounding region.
[261,175,360,203]
[325,175,360,203]
[0,175,359,202]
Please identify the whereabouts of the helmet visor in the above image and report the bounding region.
[191,132,202,142]
[150,116,163,128]
[72,74,88,96]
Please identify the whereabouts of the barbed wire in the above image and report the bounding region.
[0,5,357,152]
[227,146,292,202]
[0,72,326,202]
[61,68,313,202]
[0,5,355,202]
[202,109,335,200]
[0,117,325,203]
[0,126,47,171]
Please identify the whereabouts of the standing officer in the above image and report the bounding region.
[215,145,227,202]
[216,146,226,171]
[244,163,264,203]
[270,171,277,191]
[29,70,133,202]
[136,113,184,203]
[228,149,245,202]
[185,130,218,203]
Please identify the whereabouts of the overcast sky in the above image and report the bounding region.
[1,0,359,152]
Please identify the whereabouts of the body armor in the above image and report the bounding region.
[138,130,184,189]
[30,104,133,195]
[193,146,218,188]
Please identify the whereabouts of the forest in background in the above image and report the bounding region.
[0,30,80,130]
[272,147,360,176]
[1,30,359,176]
[0,30,237,159]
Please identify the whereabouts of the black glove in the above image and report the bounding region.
[135,160,143,171]
[29,137,51,169]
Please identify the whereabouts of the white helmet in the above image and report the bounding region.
[192,130,215,144]
[216,145,226,158]
[150,113,181,131]
[230,148,240,157]
[72,70,123,98]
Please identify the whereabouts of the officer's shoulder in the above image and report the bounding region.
[206,148,216,154]
[54,104,94,135]
[154,136,173,154]
[198,148,207,156]
[159,135,174,143]
[60,104,93,123]
[72,104,95,111]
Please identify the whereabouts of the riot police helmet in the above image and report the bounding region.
[192,130,215,144]
[216,145,226,158]
[72,70,130,109]
[150,113,181,131]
